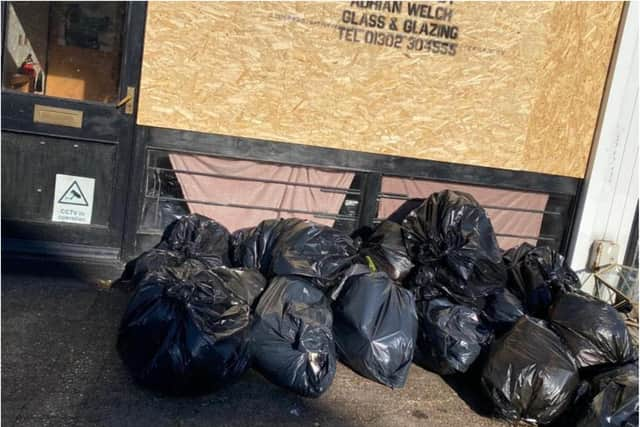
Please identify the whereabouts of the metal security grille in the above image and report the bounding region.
[136,148,576,254]
[376,175,576,252]
[140,149,362,234]
[376,191,557,246]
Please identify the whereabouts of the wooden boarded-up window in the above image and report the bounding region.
[137,2,623,178]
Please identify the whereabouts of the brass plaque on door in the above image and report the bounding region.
[33,105,83,128]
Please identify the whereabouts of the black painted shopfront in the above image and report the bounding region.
[1,2,582,274]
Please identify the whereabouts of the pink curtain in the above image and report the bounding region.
[380,177,549,249]
[169,154,355,231]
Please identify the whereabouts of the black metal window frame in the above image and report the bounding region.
[123,125,582,259]
[140,148,364,230]
[374,174,575,251]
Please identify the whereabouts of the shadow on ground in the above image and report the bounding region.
[1,272,505,427]
[443,371,494,418]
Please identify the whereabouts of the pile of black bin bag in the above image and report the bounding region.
[118,215,417,397]
[357,190,638,426]
[116,190,638,426]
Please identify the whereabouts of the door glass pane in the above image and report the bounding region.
[2,2,126,103]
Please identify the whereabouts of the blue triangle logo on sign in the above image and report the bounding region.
[58,181,89,206]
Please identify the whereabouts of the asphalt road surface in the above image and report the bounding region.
[2,272,506,427]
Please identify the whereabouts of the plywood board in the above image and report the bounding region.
[137,1,623,178]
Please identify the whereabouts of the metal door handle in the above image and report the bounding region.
[116,86,136,114]
[116,95,132,108]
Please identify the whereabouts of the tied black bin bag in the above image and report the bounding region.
[269,221,357,289]
[481,288,525,334]
[332,270,418,388]
[481,316,580,425]
[577,362,639,427]
[251,275,336,397]
[414,297,493,375]
[157,214,232,268]
[549,292,636,369]
[190,267,267,309]
[402,190,507,307]
[358,220,414,281]
[233,219,357,290]
[117,270,252,395]
[503,243,579,318]
[119,214,233,288]
[231,219,302,273]
[120,249,210,285]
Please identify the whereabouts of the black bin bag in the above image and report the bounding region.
[577,362,639,427]
[358,220,414,281]
[120,249,209,285]
[119,214,232,288]
[549,292,636,369]
[414,297,493,375]
[251,275,336,397]
[481,287,525,334]
[269,221,357,289]
[332,270,418,388]
[401,190,507,307]
[231,219,302,273]
[233,219,357,290]
[157,214,231,267]
[191,267,267,309]
[117,270,252,395]
[503,243,579,318]
[481,316,580,425]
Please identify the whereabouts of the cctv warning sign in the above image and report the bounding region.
[52,174,95,224]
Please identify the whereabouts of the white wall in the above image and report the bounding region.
[569,3,639,271]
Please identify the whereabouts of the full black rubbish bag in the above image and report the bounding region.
[233,219,357,290]
[251,275,336,397]
[117,270,252,395]
[231,219,301,273]
[414,297,493,375]
[503,243,579,318]
[120,249,209,285]
[190,268,267,309]
[481,316,580,425]
[549,292,636,369]
[577,362,639,427]
[481,288,525,334]
[401,190,507,306]
[269,221,357,289]
[358,220,414,281]
[157,214,232,267]
[332,269,418,388]
[119,253,265,303]
[119,214,233,288]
